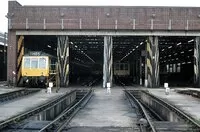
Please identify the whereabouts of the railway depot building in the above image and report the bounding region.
[7,1,200,88]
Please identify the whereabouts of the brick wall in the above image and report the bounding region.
[8,1,200,30]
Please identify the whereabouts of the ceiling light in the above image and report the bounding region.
[168,46,172,49]
[177,42,181,46]
[188,39,194,43]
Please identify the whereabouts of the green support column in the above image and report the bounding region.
[194,37,200,87]
[57,36,69,87]
[146,36,159,88]
[103,36,113,88]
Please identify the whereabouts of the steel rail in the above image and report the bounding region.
[0,89,37,102]
[177,89,200,98]
[39,89,93,132]
[143,91,200,129]
[0,90,76,130]
[124,90,157,132]
[55,89,93,132]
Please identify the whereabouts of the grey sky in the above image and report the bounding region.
[1,0,200,32]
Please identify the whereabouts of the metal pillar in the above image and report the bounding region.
[194,37,200,87]
[136,57,140,84]
[139,56,143,85]
[146,36,159,88]
[132,59,136,83]
[103,36,113,88]
[57,36,69,87]
[16,35,24,86]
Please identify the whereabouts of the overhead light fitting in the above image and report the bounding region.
[47,45,51,48]
[188,39,194,43]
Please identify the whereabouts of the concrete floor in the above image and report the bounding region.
[69,87,139,131]
[148,88,200,120]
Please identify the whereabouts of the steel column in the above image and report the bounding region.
[146,36,159,88]
[136,57,140,84]
[139,56,143,85]
[103,36,113,88]
[194,37,200,87]
[57,36,69,87]
[16,35,24,86]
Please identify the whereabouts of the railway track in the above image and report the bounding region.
[0,90,77,130]
[38,89,93,132]
[125,90,156,132]
[0,89,40,103]
[176,89,200,98]
[125,89,200,132]
[0,88,93,132]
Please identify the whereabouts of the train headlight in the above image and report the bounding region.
[26,79,29,83]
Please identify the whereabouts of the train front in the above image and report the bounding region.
[21,55,49,87]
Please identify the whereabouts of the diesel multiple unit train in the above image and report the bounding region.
[21,52,56,87]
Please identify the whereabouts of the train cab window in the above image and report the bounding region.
[31,58,38,68]
[39,58,46,69]
[24,58,30,68]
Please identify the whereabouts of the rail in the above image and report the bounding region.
[176,89,200,98]
[143,91,200,129]
[0,90,76,129]
[124,90,157,132]
[39,89,93,132]
[0,89,40,103]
